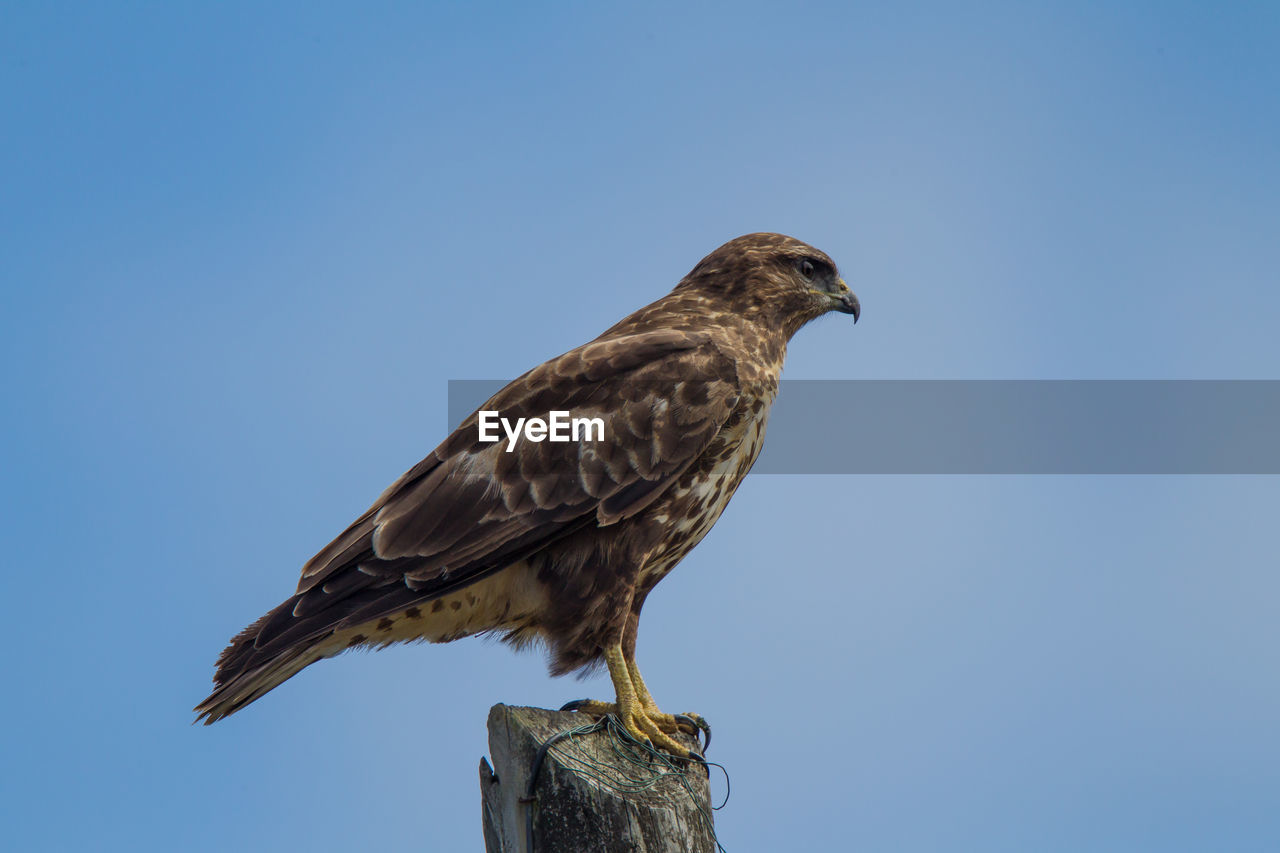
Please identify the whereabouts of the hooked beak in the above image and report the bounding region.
[833,279,860,323]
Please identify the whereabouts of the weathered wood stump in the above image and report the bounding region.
[480,704,717,853]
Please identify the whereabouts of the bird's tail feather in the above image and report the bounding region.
[194,598,336,724]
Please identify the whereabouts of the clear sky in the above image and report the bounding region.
[3,2,1278,850]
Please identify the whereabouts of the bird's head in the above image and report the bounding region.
[676,233,859,338]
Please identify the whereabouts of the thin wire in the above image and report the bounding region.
[521,714,730,853]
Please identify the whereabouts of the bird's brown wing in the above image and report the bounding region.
[226,329,740,664]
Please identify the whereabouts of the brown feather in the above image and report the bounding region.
[196,233,857,723]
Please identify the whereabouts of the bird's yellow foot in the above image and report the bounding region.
[562,697,694,755]
[560,699,704,738]
[626,661,711,750]
[560,645,708,757]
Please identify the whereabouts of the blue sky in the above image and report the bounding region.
[2,2,1278,850]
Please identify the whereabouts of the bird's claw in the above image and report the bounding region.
[563,698,709,757]
[672,713,712,753]
[560,698,611,714]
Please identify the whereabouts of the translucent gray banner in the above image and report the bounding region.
[447,380,1280,474]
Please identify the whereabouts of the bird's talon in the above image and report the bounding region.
[561,699,616,716]
[671,713,698,734]
[639,716,690,757]
[560,698,703,756]
[680,713,712,751]
[672,713,711,752]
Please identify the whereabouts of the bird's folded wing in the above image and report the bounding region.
[249,329,740,654]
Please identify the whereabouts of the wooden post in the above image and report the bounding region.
[479,704,718,853]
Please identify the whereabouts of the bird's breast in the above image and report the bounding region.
[639,389,774,585]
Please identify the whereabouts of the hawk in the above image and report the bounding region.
[196,232,859,754]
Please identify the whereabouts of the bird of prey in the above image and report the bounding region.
[196,232,859,755]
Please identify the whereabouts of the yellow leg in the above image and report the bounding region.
[628,659,663,713]
[563,645,705,756]
[628,659,706,736]
[604,644,689,755]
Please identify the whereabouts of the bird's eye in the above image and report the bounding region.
[799,259,816,281]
